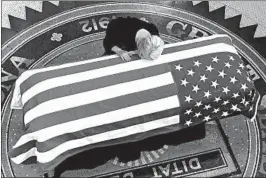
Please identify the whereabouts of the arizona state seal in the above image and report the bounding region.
[1,2,266,177]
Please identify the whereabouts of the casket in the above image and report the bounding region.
[9,34,260,174]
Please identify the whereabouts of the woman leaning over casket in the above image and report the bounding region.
[103,16,165,61]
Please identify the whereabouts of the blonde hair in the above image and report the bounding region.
[137,35,164,60]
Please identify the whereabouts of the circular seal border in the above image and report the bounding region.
[1,2,265,177]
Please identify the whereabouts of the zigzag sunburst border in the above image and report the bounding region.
[1,1,104,44]
[171,1,266,58]
[2,1,266,59]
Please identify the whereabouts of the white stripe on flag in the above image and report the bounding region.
[14,96,180,148]
[164,34,231,48]
[12,114,180,164]
[14,34,230,87]
[22,43,238,105]
[24,72,174,125]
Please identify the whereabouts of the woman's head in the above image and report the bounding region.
[137,35,164,60]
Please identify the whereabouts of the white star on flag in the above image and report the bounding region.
[181,79,189,86]
[192,84,200,93]
[211,80,219,88]
[224,62,232,68]
[239,63,245,69]
[185,109,193,115]
[248,90,253,96]
[204,115,211,122]
[204,104,211,110]
[185,120,192,126]
[206,65,214,72]
[231,104,241,112]
[222,111,229,117]
[204,90,212,98]
[246,76,252,83]
[187,69,195,76]
[218,70,227,78]
[245,101,249,107]
[195,101,203,107]
[213,108,220,113]
[194,112,202,118]
[222,100,229,105]
[229,56,235,61]
[237,69,242,75]
[193,60,202,67]
[241,83,248,91]
[185,95,193,103]
[222,87,230,94]
[240,98,246,105]
[175,64,183,71]
[212,56,220,63]
[249,106,253,112]
[230,76,238,84]
[232,92,240,99]
[214,97,221,102]
[200,75,208,82]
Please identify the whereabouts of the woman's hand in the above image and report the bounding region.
[111,46,132,61]
[117,50,132,61]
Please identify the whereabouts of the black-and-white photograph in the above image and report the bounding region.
[1,1,266,177]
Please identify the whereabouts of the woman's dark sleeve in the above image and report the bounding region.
[131,17,159,36]
[103,19,121,54]
[103,36,115,54]
[147,23,160,36]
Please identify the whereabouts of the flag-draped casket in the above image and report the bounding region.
[9,34,260,173]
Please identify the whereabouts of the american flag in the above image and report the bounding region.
[173,51,259,127]
[9,34,260,173]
